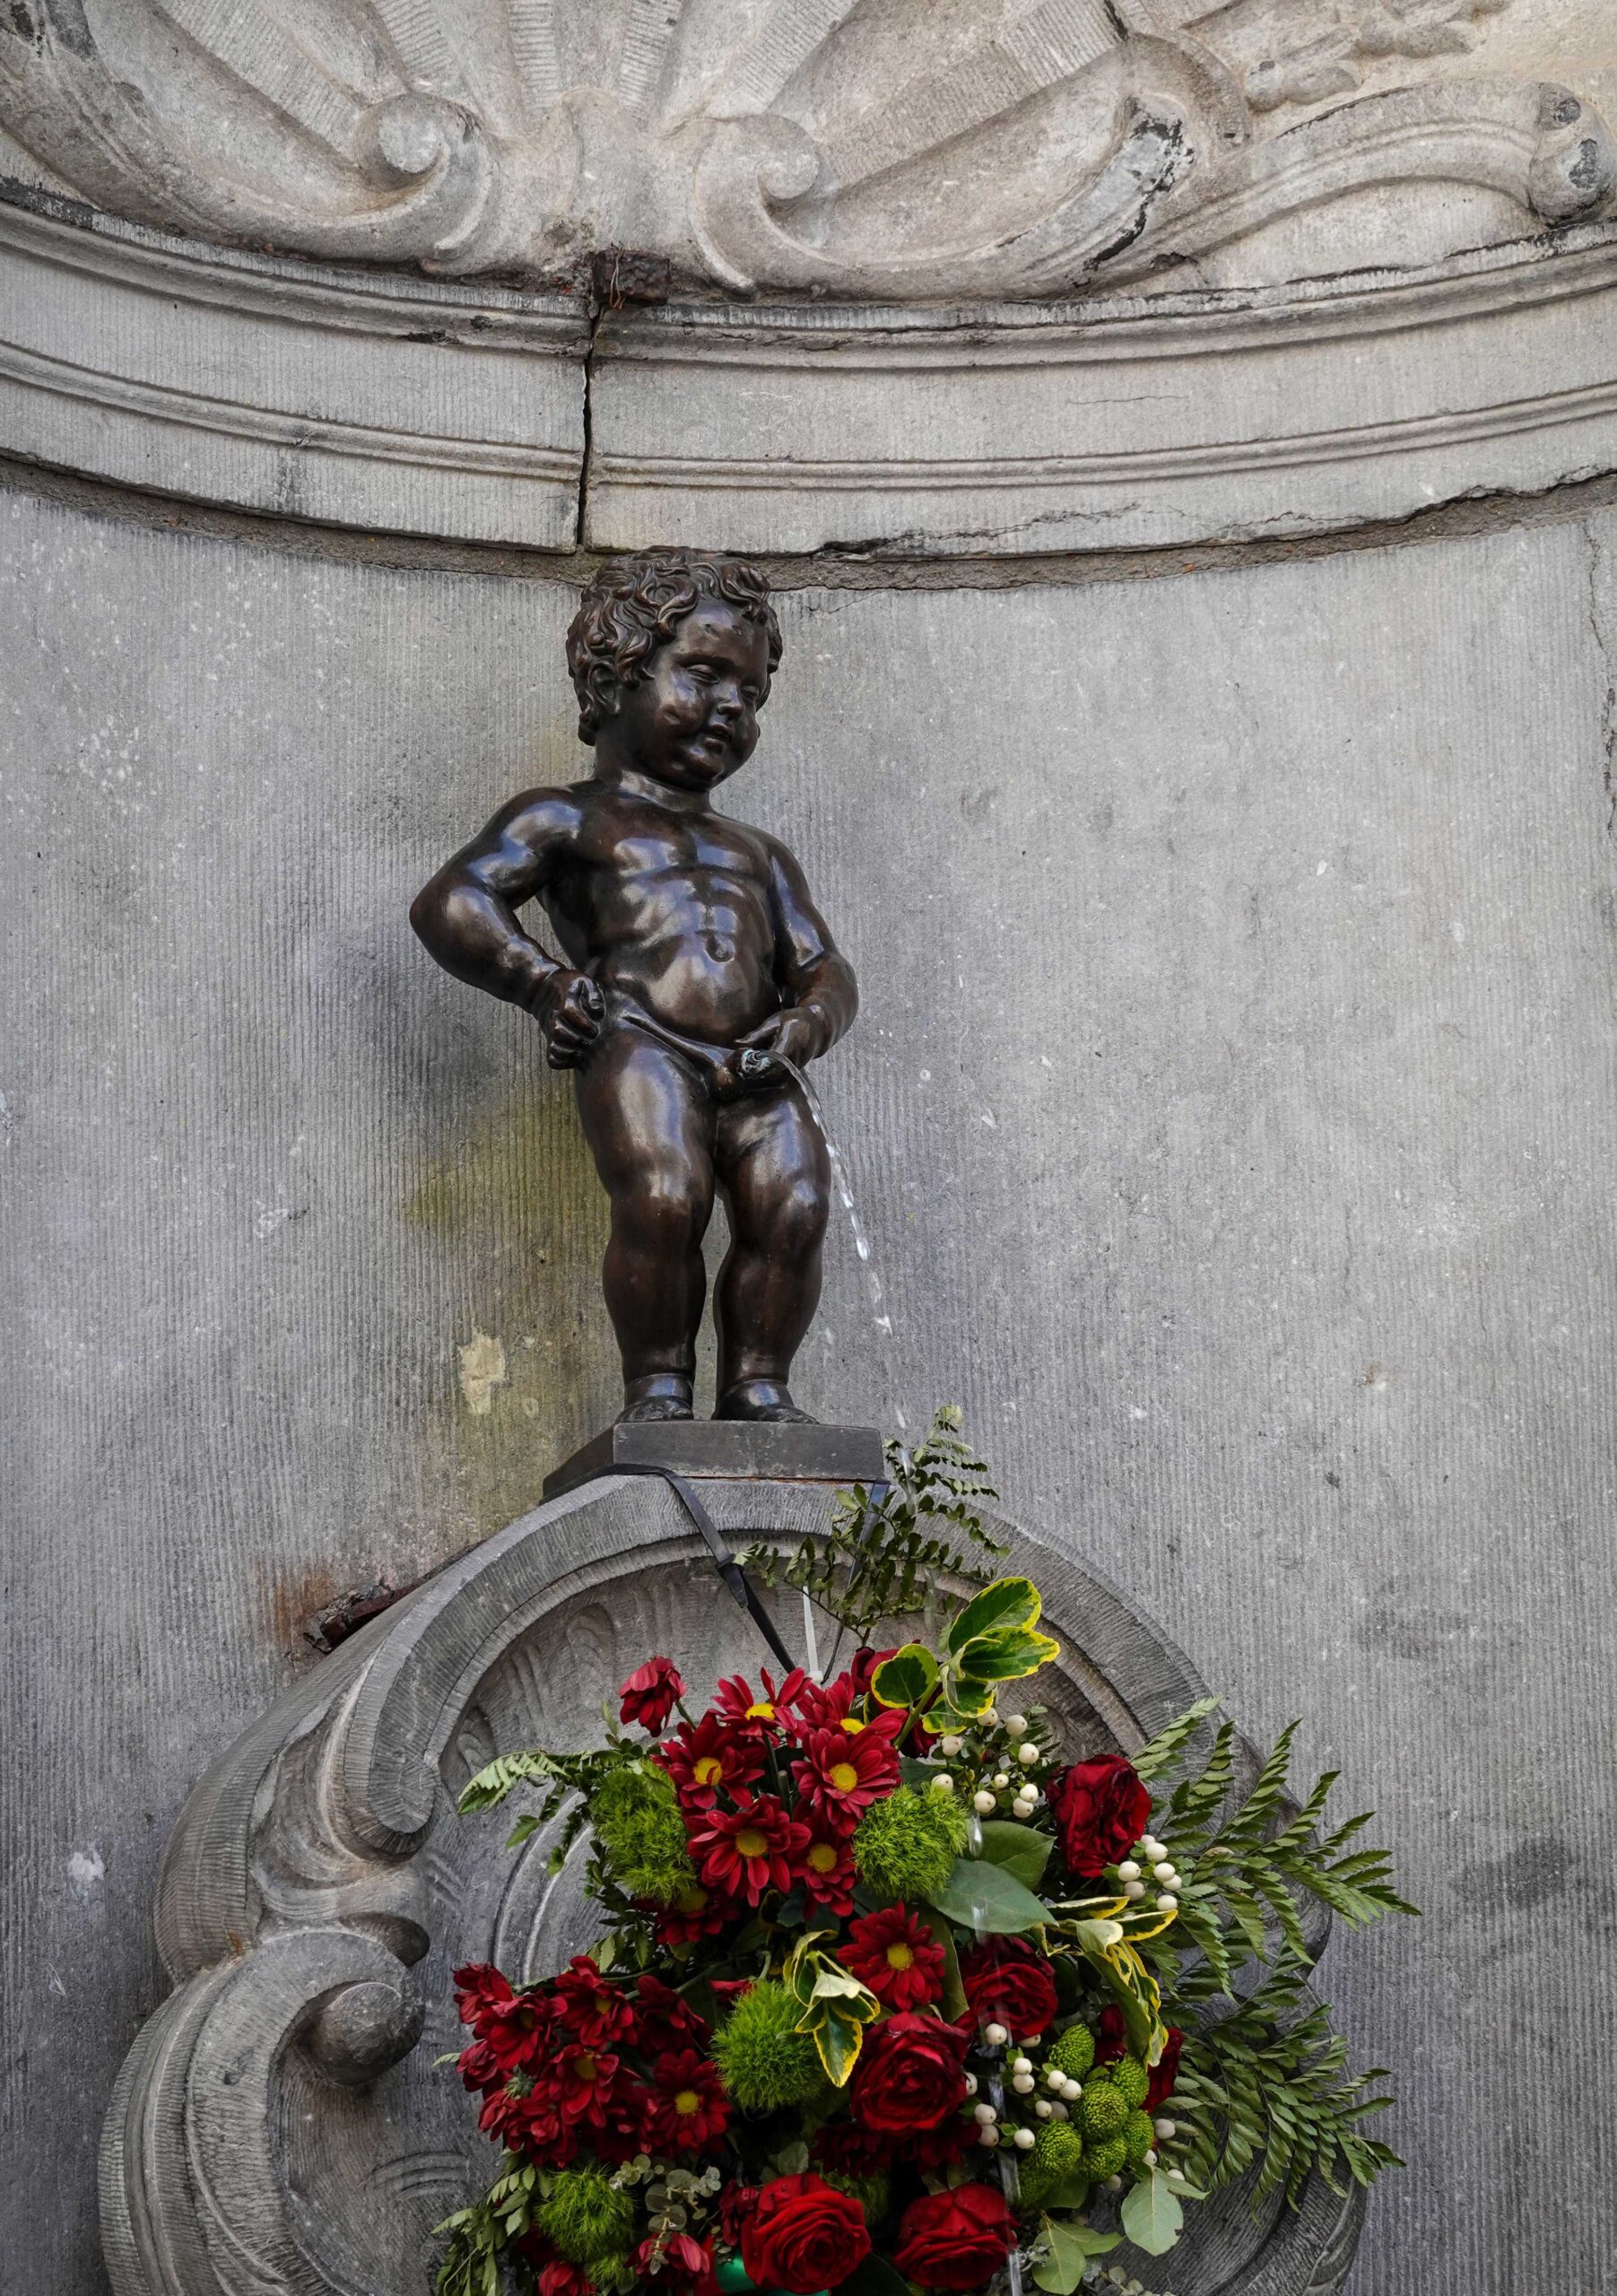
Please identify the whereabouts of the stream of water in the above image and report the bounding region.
[750,1048,896,1347]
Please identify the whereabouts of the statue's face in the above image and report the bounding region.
[613,603,771,791]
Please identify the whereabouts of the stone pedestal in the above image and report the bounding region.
[541,1421,885,1500]
[100,1476,1361,2296]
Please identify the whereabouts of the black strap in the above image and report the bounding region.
[594,1462,799,1675]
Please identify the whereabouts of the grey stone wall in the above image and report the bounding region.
[4,476,1615,2292]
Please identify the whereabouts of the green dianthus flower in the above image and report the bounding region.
[1123,2109,1154,2165]
[824,2169,891,2226]
[1110,2055,1150,2109]
[711,1980,822,2112]
[1079,2081,1129,2142]
[592,1762,694,1908]
[853,1787,968,1900]
[536,2169,635,2263]
[1047,2025,1097,2081]
[1084,2135,1128,2181]
[1017,2117,1086,2207]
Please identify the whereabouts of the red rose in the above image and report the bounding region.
[742,2172,871,2293]
[620,1656,684,1732]
[958,1939,1057,2043]
[849,2011,969,2133]
[1146,2026,1184,2112]
[893,2182,1017,2291]
[1047,1753,1152,1877]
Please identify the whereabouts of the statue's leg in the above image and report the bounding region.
[711,1080,831,1422]
[573,1031,717,1422]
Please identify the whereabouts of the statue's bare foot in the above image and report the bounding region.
[618,1376,694,1424]
[715,1379,817,1425]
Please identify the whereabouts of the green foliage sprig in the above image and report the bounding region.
[739,1404,1005,1641]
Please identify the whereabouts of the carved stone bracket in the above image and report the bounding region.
[101,1472,1363,2296]
[2,1,1613,301]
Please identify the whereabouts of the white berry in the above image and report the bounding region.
[1012,2056,1032,2074]
[978,2126,999,2148]
[1117,1860,1141,1883]
[930,1773,957,1794]
[1060,2078,1082,2102]
[973,1790,996,1815]
[1004,1715,1028,1739]
[992,1773,1011,1789]
[972,2101,997,2126]
[1035,2099,1053,2119]
[963,2074,978,2096]
[1013,2126,1036,2151]
[1143,2149,1158,2168]
[1012,1799,1035,1820]
[1016,1742,1039,1765]
[1050,2101,1069,2121]
[1152,1863,1176,1883]
[1026,2035,1043,2048]
[1140,1837,1165,1862]
[1104,2175,1123,2194]
[940,1735,963,1757]
[985,2022,1010,2048]
[1156,1892,1178,1912]
[1046,2067,1067,2092]
[1123,1880,1145,1901]
[1153,2118,1176,2141]
[1167,2169,1187,2187]
[1013,2074,1035,2094]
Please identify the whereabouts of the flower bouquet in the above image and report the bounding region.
[438,1414,1413,2296]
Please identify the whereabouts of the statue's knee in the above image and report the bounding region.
[626,1175,710,1249]
[770,1175,829,1256]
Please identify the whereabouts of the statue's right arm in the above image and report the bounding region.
[409,789,580,1017]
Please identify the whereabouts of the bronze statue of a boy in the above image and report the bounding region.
[411,551,856,1426]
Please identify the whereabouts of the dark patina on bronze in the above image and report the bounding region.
[411,551,858,1429]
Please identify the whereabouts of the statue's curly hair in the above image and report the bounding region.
[565,550,782,744]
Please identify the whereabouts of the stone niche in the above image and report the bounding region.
[100,1474,1359,2296]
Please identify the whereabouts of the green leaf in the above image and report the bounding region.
[457,1749,555,1813]
[871,1643,942,1710]
[839,2257,914,2296]
[976,1820,1053,1890]
[917,1906,969,2020]
[1119,2170,1184,2257]
[1031,2219,1118,2294]
[953,1626,1061,1683]
[946,1576,1043,1657]
[1131,1695,1224,1782]
[927,1856,1050,1935]
[776,2141,811,2176]
[505,1813,542,1849]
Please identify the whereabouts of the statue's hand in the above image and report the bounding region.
[735,1005,823,1080]
[535,970,604,1068]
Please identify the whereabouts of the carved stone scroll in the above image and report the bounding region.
[101,1472,1362,2296]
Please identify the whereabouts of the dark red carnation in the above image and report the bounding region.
[958,1938,1057,2043]
[893,2183,1017,2292]
[1094,2005,1127,2064]
[848,2011,969,2133]
[841,1906,946,2012]
[620,1655,684,1732]
[1046,1753,1152,1878]
[1146,2026,1185,2112]
[741,2172,871,2295]
[653,1879,735,1950]
[905,2112,978,2173]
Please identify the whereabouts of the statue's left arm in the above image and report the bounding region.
[738,838,857,1067]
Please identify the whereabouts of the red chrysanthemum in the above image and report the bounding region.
[652,1878,737,1950]
[633,1972,710,2056]
[619,1654,684,1732]
[635,2231,717,2296]
[791,1722,900,1829]
[549,2039,622,2124]
[648,2048,731,2153]
[840,1905,946,2012]
[795,1827,859,1916]
[657,1712,768,1811]
[713,1666,806,1735]
[453,1963,552,2074]
[536,2264,591,2296]
[688,1795,809,1907]
[552,1954,637,2048]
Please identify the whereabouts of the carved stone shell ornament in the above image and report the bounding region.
[2,0,1613,298]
